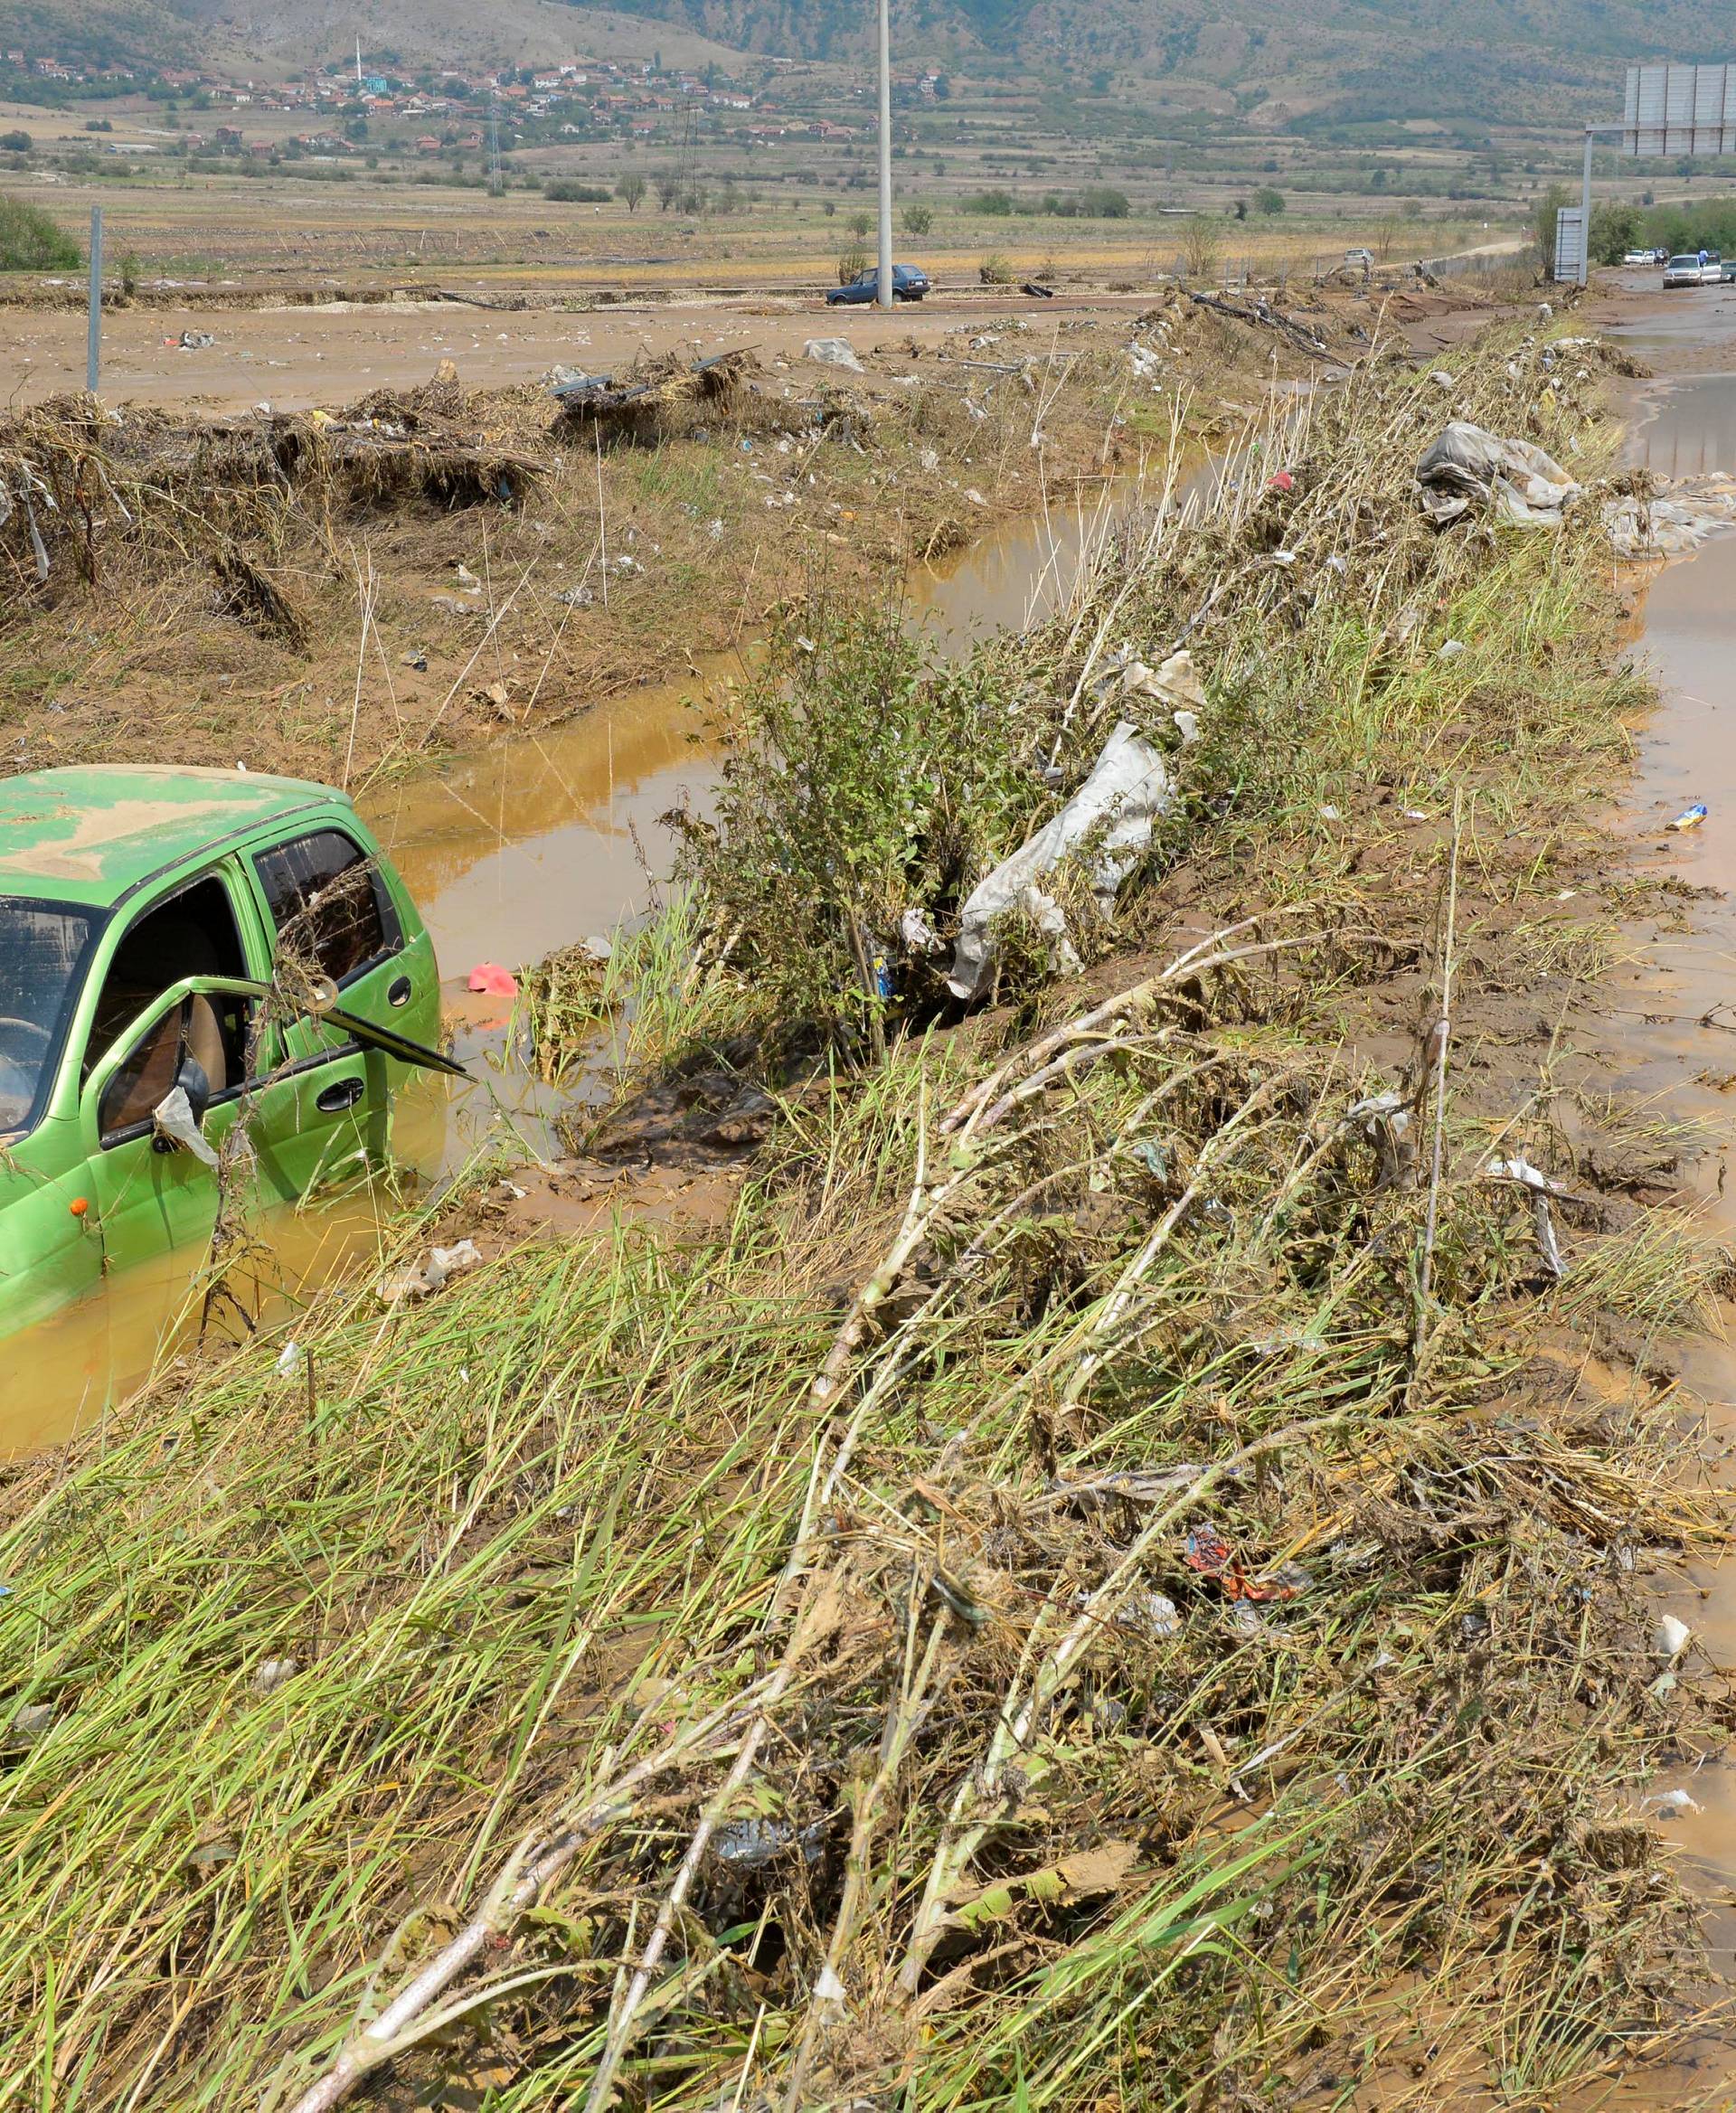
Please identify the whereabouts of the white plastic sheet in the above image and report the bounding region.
[948,721,1174,1003]
[1414,421,1580,530]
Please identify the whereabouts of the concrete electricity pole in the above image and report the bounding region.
[876,0,893,308]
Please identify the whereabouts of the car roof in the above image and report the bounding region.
[0,764,347,908]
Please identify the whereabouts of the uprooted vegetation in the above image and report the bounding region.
[5,321,1731,2112]
[0,297,1328,785]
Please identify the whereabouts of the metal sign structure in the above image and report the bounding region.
[1623,62,1736,158]
[1552,205,1586,283]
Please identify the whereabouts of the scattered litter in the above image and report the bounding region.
[1185,1523,1233,1575]
[377,1239,484,1307]
[1401,807,1430,820]
[175,330,215,351]
[1268,470,1294,492]
[964,487,987,507]
[468,962,519,997]
[1438,638,1466,661]
[900,906,941,954]
[1484,1155,1569,1195]
[1020,280,1056,298]
[1271,548,1297,567]
[1414,421,1580,530]
[1667,803,1708,832]
[581,934,613,963]
[152,1084,219,1169]
[6,1702,53,1746]
[1428,368,1455,390]
[803,336,864,373]
[555,585,594,609]
[1117,1590,1182,1640]
[948,721,1181,1003]
[1318,805,1343,822]
[251,1656,298,1696]
[274,1340,302,1377]
[1656,1613,1693,1658]
[1641,1785,1702,1816]
[400,649,428,671]
[712,1815,824,1868]
[454,562,482,594]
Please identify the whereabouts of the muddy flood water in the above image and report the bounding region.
[5,469,1145,1451]
[1586,307,1736,2097]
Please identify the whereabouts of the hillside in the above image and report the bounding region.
[5,0,1733,120]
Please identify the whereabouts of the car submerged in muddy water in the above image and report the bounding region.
[0,766,463,1345]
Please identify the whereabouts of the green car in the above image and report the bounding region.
[0,765,461,1347]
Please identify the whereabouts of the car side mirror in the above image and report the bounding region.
[175,1055,212,1128]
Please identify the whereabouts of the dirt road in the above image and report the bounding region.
[2,289,1154,414]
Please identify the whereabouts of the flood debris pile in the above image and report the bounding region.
[0,326,1159,779]
[0,389,541,605]
[2,321,1730,2112]
[1604,471,1736,558]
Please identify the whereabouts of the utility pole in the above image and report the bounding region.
[355,34,362,88]
[85,206,102,394]
[876,0,893,308]
[488,94,503,196]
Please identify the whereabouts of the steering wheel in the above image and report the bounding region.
[0,1015,51,1047]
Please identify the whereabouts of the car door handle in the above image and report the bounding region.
[388,975,413,1008]
[316,1074,366,1115]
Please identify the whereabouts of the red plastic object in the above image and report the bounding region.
[467,963,520,998]
[1268,470,1294,492]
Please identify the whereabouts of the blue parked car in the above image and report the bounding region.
[826,263,931,305]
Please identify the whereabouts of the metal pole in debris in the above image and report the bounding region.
[86,205,103,394]
[876,0,893,309]
[1578,126,1594,288]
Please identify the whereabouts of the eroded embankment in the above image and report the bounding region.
[3,318,1731,2113]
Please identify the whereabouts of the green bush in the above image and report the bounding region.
[0,196,79,270]
[669,613,1040,1044]
[1251,185,1286,215]
[1078,184,1130,218]
[901,203,934,235]
[966,187,1015,216]
[978,251,1012,283]
[0,129,31,154]
[544,178,609,202]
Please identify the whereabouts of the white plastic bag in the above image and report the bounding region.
[948,722,1173,1003]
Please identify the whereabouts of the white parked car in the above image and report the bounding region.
[1663,252,1720,287]
[1623,248,1655,265]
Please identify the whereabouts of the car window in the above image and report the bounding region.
[254,829,400,987]
[0,898,102,1137]
[99,992,230,1142]
[83,873,250,1093]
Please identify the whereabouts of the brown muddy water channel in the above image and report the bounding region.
[1593,354,1736,2096]
[7,473,1142,1451]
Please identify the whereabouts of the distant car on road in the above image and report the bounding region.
[1663,253,1721,288]
[1623,248,1654,265]
[826,263,931,306]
